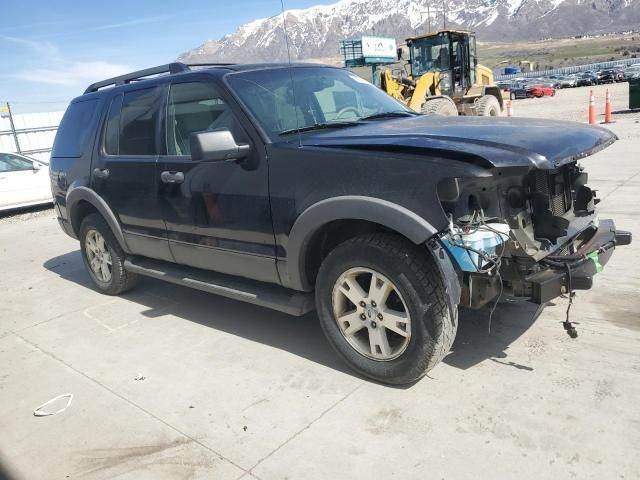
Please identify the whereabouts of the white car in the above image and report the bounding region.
[0,152,53,212]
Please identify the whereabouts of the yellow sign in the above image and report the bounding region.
[0,106,8,113]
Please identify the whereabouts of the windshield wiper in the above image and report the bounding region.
[359,111,419,121]
[279,121,358,136]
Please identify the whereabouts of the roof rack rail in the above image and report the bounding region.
[84,62,190,94]
[185,63,236,67]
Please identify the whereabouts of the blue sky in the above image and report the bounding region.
[0,0,330,113]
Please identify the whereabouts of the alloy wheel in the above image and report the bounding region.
[85,229,112,282]
[332,267,411,361]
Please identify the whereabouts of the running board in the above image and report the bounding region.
[123,256,315,316]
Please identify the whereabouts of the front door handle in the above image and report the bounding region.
[93,168,109,179]
[160,171,185,184]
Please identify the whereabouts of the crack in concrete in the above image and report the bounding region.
[599,170,640,202]
[10,332,251,477]
[248,382,363,477]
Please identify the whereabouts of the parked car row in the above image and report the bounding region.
[498,63,640,101]
[544,66,632,87]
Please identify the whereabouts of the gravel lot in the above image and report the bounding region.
[512,81,634,123]
[0,93,638,480]
[0,205,54,225]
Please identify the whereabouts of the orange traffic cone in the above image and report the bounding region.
[506,99,513,117]
[603,89,614,124]
[588,90,596,125]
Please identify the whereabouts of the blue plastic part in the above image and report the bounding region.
[441,225,510,272]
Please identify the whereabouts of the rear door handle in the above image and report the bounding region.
[160,171,185,184]
[93,168,109,179]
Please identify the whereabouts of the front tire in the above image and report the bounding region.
[475,95,501,116]
[79,213,138,295]
[315,234,457,385]
[421,97,458,116]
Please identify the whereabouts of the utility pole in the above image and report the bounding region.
[5,102,21,154]
[442,0,448,29]
[417,7,431,34]
[420,4,445,34]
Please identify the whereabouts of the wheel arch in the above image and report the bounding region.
[282,196,439,291]
[66,186,130,253]
[482,86,504,110]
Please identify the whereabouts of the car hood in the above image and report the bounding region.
[301,116,616,170]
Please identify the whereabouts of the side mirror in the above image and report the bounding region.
[32,162,41,171]
[190,129,251,162]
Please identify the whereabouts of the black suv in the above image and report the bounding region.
[50,63,631,384]
[598,69,624,83]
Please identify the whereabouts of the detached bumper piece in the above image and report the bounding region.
[526,219,631,304]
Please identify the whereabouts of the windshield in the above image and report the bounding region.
[226,67,411,138]
[410,33,451,77]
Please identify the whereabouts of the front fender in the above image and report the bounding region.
[284,195,439,291]
[66,186,131,253]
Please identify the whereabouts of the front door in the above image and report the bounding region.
[157,79,279,284]
[91,85,173,261]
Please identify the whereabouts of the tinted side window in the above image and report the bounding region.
[166,82,242,156]
[119,87,162,156]
[51,99,98,157]
[104,93,123,155]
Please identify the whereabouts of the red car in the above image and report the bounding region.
[527,84,556,97]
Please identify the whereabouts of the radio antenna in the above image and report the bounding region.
[280,0,302,148]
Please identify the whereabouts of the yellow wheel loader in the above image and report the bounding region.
[380,30,504,116]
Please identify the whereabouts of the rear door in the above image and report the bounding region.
[91,85,173,262]
[156,78,279,284]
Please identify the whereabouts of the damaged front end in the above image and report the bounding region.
[437,160,632,310]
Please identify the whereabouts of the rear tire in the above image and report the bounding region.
[475,95,501,116]
[79,213,138,295]
[315,233,457,385]
[421,97,458,116]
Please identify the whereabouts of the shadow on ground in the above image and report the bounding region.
[447,302,543,371]
[44,251,543,380]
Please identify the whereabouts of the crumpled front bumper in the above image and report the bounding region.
[525,219,632,304]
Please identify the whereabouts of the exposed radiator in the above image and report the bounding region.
[532,169,572,216]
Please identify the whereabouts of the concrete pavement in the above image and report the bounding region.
[0,116,639,479]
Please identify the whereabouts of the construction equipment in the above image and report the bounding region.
[378,30,504,116]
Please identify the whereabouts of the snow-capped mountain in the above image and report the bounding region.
[178,0,640,63]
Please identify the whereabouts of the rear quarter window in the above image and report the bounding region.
[51,98,99,158]
[119,87,162,156]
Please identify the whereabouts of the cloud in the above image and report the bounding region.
[0,20,68,34]
[11,61,132,86]
[1,34,132,88]
[92,15,170,31]
[0,35,60,58]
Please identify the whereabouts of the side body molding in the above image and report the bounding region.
[66,186,131,254]
[283,195,439,291]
